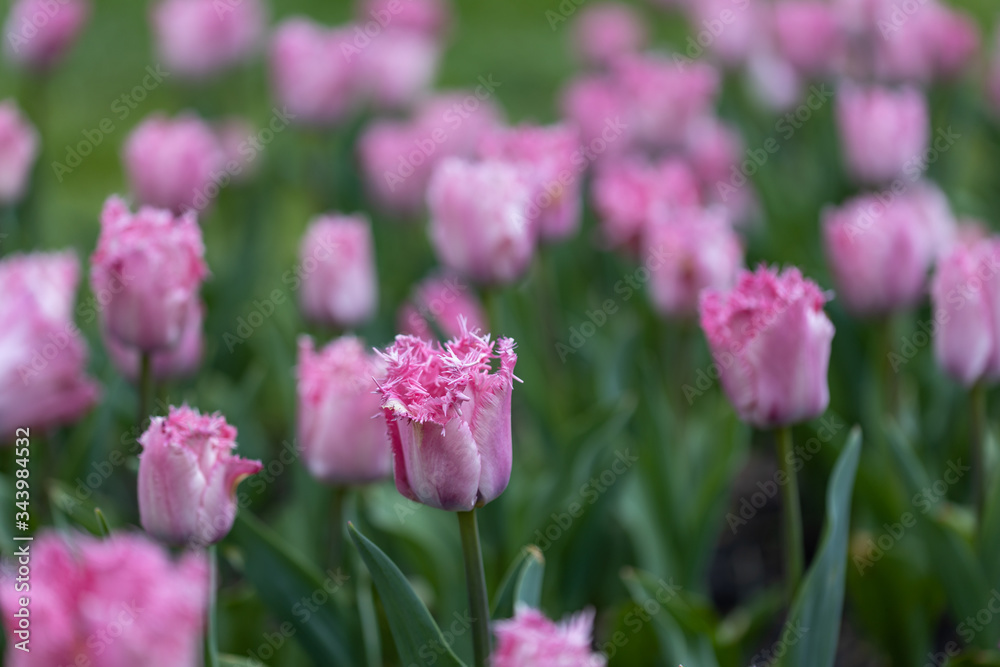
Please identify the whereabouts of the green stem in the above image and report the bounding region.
[881,316,899,419]
[327,486,347,567]
[776,426,804,602]
[457,509,491,667]
[972,382,987,522]
[204,544,220,667]
[138,352,152,430]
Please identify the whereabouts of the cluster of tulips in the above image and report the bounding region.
[0,0,999,665]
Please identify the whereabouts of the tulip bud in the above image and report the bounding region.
[138,405,262,546]
[296,336,390,484]
[3,0,90,71]
[930,237,1000,387]
[835,83,928,185]
[152,0,266,79]
[699,265,835,428]
[0,251,100,436]
[104,299,205,382]
[298,214,378,329]
[493,605,606,667]
[90,196,208,352]
[123,113,226,213]
[571,3,646,67]
[0,100,38,204]
[398,274,487,341]
[376,325,518,511]
[427,158,537,284]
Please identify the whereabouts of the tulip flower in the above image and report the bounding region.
[152,0,266,79]
[427,158,536,284]
[104,299,205,382]
[0,100,39,204]
[559,74,629,160]
[357,30,440,111]
[571,3,646,67]
[493,606,606,667]
[0,532,206,667]
[90,196,208,352]
[0,252,99,436]
[3,0,90,71]
[398,274,487,341]
[296,336,391,484]
[772,1,845,76]
[298,214,379,329]
[357,0,450,39]
[138,405,262,547]
[123,113,226,213]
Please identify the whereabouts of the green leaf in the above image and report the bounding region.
[774,427,863,667]
[219,655,263,667]
[230,513,357,666]
[348,523,467,667]
[492,545,545,619]
[979,426,1000,586]
[94,508,111,537]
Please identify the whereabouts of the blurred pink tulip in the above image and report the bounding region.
[700,265,834,428]
[493,605,606,667]
[357,29,440,110]
[428,158,537,284]
[90,196,208,352]
[571,3,646,67]
[296,335,391,484]
[559,74,629,161]
[931,237,1000,387]
[0,532,206,667]
[298,214,378,329]
[214,116,259,183]
[357,0,451,38]
[2,0,89,71]
[874,1,979,81]
[105,299,205,382]
[835,83,928,185]
[773,1,845,75]
[138,405,262,546]
[682,0,765,66]
[0,251,99,436]
[377,325,518,511]
[683,116,744,191]
[398,274,487,340]
[0,100,39,204]
[123,113,226,213]
[152,0,266,79]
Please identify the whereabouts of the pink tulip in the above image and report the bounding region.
[493,606,606,667]
[297,336,391,483]
[0,532,206,667]
[559,74,629,160]
[90,196,208,352]
[377,325,518,511]
[835,83,928,185]
[428,158,536,284]
[682,0,765,66]
[398,274,487,340]
[0,252,99,436]
[123,113,226,213]
[479,123,582,241]
[3,0,89,71]
[644,208,743,317]
[357,29,440,110]
[105,299,205,382]
[298,214,378,329]
[571,3,646,67]
[930,237,1000,387]
[683,116,744,190]
[700,265,835,428]
[874,1,979,82]
[773,1,845,75]
[138,405,262,546]
[214,116,259,184]
[0,100,39,204]
[357,0,450,38]
[823,188,955,315]
[270,17,361,126]
[745,51,803,112]
[152,0,266,79]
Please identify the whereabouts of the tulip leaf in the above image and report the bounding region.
[348,523,468,667]
[774,427,862,667]
[978,426,1000,586]
[219,655,262,667]
[94,508,111,537]
[491,545,545,619]
[230,513,357,666]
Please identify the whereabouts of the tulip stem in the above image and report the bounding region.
[457,509,491,667]
[776,426,804,602]
[204,544,220,667]
[138,352,152,430]
[972,382,987,522]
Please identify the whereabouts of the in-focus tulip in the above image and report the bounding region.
[90,196,208,352]
[357,0,450,38]
[270,17,361,126]
[398,274,487,341]
[427,158,536,284]
[773,1,845,75]
[479,123,582,241]
[138,405,262,546]
[297,336,390,483]
[835,83,928,185]
[105,299,205,382]
[3,0,90,71]
[822,188,955,315]
[298,214,378,329]
[492,605,606,667]
[644,208,743,317]
[0,252,99,436]
[0,100,39,204]
[700,265,835,428]
[123,113,225,213]
[571,3,646,67]
[152,0,266,79]
[0,532,206,667]
[377,325,518,511]
[931,237,1000,387]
